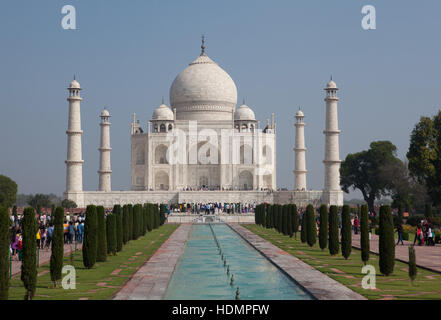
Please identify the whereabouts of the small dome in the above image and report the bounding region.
[296,109,304,117]
[234,104,255,121]
[100,109,110,117]
[326,80,337,89]
[69,79,81,89]
[152,104,174,120]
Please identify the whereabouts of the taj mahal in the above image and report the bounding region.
[64,38,343,208]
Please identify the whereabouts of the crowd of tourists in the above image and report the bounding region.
[169,202,256,215]
[9,211,88,261]
[412,219,436,246]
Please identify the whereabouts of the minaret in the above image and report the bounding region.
[98,108,112,192]
[65,78,84,193]
[323,78,342,193]
[294,109,307,190]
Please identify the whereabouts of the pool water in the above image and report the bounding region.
[163,224,313,300]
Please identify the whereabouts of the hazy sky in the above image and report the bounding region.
[1,0,440,199]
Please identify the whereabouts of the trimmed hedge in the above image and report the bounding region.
[379,205,395,276]
[328,205,339,255]
[96,206,107,262]
[318,205,328,250]
[50,207,64,286]
[341,205,352,259]
[82,205,98,269]
[21,207,37,300]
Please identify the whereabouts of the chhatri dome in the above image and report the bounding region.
[69,79,81,89]
[152,99,174,120]
[169,36,238,121]
[234,100,256,121]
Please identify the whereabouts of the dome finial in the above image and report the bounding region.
[73,74,76,80]
[243,98,246,105]
[201,34,206,56]
[162,96,165,105]
[330,74,333,81]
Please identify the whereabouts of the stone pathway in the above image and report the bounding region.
[11,242,82,277]
[230,224,366,300]
[351,233,441,273]
[113,224,191,300]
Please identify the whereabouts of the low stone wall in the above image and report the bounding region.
[166,214,255,224]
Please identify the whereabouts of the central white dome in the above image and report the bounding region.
[169,50,238,121]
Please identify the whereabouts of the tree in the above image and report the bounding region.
[106,214,117,255]
[266,205,272,229]
[407,111,441,206]
[159,204,167,226]
[122,205,130,245]
[277,205,283,233]
[0,175,17,208]
[0,206,10,299]
[146,204,153,232]
[329,205,339,255]
[300,211,307,243]
[360,204,370,265]
[153,204,160,229]
[113,205,123,252]
[50,207,64,287]
[379,205,395,276]
[340,141,402,214]
[96,206,107,262]
[282,205,288,235]
[305,205,316,247]
[318,205,328,250]
[82,205,98,269]
[341,205,352,259]
[61,199,77,210]
[27,194,51,211]
[291,204,299,238]
[21,207,37,300]
[133,204,143,239]
[424,203,433,218]
[287,205,293,237]
[408,245,417,285]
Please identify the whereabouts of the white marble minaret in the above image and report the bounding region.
[65,78,84,193]
[98,108,112,192]
[294,109,307,190]
[323,78,342,197]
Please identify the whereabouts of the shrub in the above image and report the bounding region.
[282,205,288,235]
[379,205,395,276]
[146,204,153,232]
[122,205,129,244]
[287,205,293,237]
[318,205,328,250]
[0,206,10,300]
[305,205,316,247]
[113,205,123,252]
[106,214,117,255]
[341,205,352,260]
[408,245,417,285]
[21,207,37,300]
[127,204,133,240]
[96,206,107,262]
[82,205,98,269]
[300,211,307,243]
[360,204,370,265]
[159,204,167,226]
[328,205,339,255]
[428,217,441,228]
[406,215,424,227]
[50,207,64,287]
[402,231,409,241]
[291,204,299,238]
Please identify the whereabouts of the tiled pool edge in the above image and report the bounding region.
[113,224,192,300]
[229,224,367,300]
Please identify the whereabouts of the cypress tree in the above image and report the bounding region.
[82,205,98,269]
[306,205,316,247]
[127,204,133,241]
[159,204,167,226]
[0,206,10,300]
[287,204,293,237]
[21,207,37,300]
[328,205,339,255]
[282,205,288,235]
[300,211,307,243]
[143,204,148,233]
[341,205,352,259]
[122,205,129,244]
[379,205,395,276]
[318,205,328,250]
[106,214,117,255]
[408,245,417,285]
[50,207,64,287]
[360,204,370,265]
[133,205,143,239]
[291,204,299,238]
[266,205,272,229]
[96,206,107,262]
[278,205,283,233]
[146,204,153,232]
[114,205,123,252]
[273,205,278,231]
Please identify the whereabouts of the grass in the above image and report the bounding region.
[244,224,441,300]
[8,224,179,300]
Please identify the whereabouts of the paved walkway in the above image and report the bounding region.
[351,233,441,273]
[113,224,191,300]
[230,224,366,300]
[11,242,82,277]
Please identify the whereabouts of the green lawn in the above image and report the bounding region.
[8,224,179,300]
[244,224,441,300]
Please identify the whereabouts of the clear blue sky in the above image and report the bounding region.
[1,0,440,198]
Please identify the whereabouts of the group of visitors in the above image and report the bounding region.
[9,210,86,261]
[413,220,436,246]
[169,202,256,215]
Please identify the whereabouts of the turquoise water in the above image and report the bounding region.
[163,224,313,300]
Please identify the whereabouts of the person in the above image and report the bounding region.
[46,223,54,249]
[10,228,18,260]
[36,226,41,248]
[17,232,23,261]
[68,221,75,244]
[354,216,359,235]
[427,225,433,246]
[396,223,404,245]
[40,225,47,249]
[63,220,69,244]
[77,221,84,244]
[414,225,422,246]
